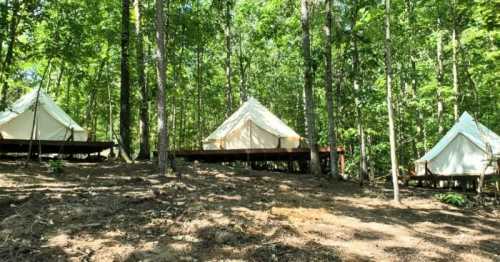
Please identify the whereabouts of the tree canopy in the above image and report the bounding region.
[0,0,498,178]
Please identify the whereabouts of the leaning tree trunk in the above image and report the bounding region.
[224,0,233,117]
[477,152,493,195]
[120,0,132,158]
[135,0,150,160]
[155,0,169,174]
[300,0,321,176]
[323,0,339,179]
[384,0,400,202]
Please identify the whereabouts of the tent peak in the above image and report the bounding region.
[459,111,474,122]
[246,96,261,104]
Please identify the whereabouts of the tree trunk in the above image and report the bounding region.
[155,0,169,174]
[335,49,345,147]
[0,0,20,109]
[323,0,339,179]
[477,154,492,195]
[135,0,150,160]
[300,0,321,176]
[120,0,131,157]
[224,0,233,117]
[54,64,65,97]
[436,16,444,134]
[0,0,9,65]
[351,2,368,185]
[451,1,459,121]
[405,0,422,157]
[238,32,248,103]
[86,60,105,128]
[106,75,115,158]
[179,96,185,149]
[26,60,51,163]
[384,0,400,202]
[196,44,204,149]
[171,93,176,150]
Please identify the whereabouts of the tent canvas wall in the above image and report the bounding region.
[203,97,302,150]
[415,112,500,176]
[0,89,87,141]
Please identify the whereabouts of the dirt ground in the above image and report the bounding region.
[0,161,498,262]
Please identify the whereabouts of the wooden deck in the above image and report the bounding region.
[0,139,114,154]
[171,147,345,173]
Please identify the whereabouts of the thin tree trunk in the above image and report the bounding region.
[86,60,105,130]
[477,155,492,195]
[55,64,65,97]
[0,0,9,65]
[323,0,339,179]
[238,32,248,103]
[106,75,115,157]
[26,60,51,164]
[384,0,400,202]
[65,70,73,111]
[301,0,321,176]
[405,0,422,157]
[196,44,204,149]
[367,135,376,184]
[26,88,42,163]
[120,0,131,157]
[179,96,185,149]
[0,0,20,109]
[436,16,444,134]
[155,0,169,174]
[451,1,460,121]
[351,2,368,185]
[224,0,233,117]
[171,90,176,150]
[135,0,150,160]
[335,49,345,149]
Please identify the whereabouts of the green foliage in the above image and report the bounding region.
[48,159,64,175]
[435,192,467,207]
[0,0,497,177]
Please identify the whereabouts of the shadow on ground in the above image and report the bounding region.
[0,161,498,261]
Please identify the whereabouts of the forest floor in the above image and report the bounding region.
[0,161,499,262]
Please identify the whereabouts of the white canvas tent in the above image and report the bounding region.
[203,97,302,150]
[0,89,88,141]
[415,112,500,176]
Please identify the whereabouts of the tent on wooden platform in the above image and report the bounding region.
[203,97,302,150]
[415,112,500,177]
[0,88,88,141]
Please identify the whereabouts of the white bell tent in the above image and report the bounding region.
[415,112,500,176]
[0,89,88,141]
[203,97,302,150]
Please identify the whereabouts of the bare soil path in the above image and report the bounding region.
[0,161,498,261]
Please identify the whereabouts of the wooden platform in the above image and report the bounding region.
[170,147,345,173]
[0,139,114,154]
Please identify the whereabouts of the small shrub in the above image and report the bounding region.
[435,192,466,207]
[48,159,64,174]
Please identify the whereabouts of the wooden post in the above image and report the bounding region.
[338,149,345,176]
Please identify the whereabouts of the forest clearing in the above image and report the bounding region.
[0,0,499,261]
[0,161,499,262]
